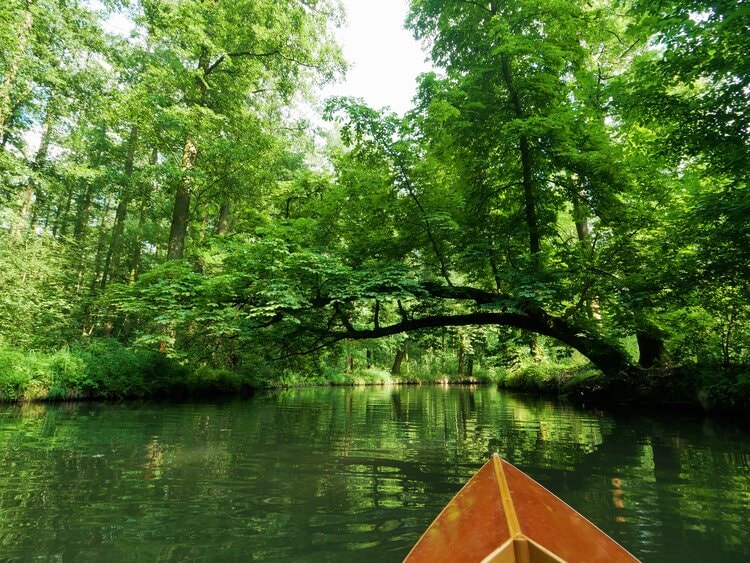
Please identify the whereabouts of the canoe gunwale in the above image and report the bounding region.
[404,454,640,563]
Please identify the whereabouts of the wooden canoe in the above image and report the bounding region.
[404,454,639,563]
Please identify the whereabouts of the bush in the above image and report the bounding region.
[349,367,394,385]
[697,366,750,412]
[188,366,249,396]
[48,349,88,396]
[0,340,195,402]
[0,345,31,400]
[498,357,603,394]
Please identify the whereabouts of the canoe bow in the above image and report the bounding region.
[404,454,639,563]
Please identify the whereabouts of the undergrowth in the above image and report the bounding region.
[0,340,254,401]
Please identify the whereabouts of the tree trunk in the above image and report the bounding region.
[636,331,665,369]
[52,181,74,237]
[572,191,591,251]
[636,321,666,369]
[339,306,633,381]
[167,137,197,259]
[129,199,147,282]
[571,187,603,319]
[129,147,158,281]
[499,52,544,366]
[102,199,128,285]
[102,126,138,286]
[721,305,737,368]
[166,47,212,259]
[529,335,546,361]
[73,181,96,240]
[391,342,408,375]
[217,200,230,235]
[88,201,112,293]
[520,135,540,258]
[500,54,540,262]
[14,185,36,237]
[12,105,52,237]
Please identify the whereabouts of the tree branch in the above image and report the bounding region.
[317,309,631,377]
[206,47,320,78]
[205,50,282,76]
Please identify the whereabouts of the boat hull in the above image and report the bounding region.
[404,455,639,563]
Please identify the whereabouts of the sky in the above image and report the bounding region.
[319,0,433,115]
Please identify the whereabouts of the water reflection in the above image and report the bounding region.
[0,387,748,561]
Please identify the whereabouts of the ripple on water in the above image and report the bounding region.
[0,390,749,562]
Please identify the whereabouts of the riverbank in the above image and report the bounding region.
[0,341,249,401]
[2,341,748,413]
[0,340,495,403]
[497,361,750,413]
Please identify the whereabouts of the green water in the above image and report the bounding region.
[0,386,748,561]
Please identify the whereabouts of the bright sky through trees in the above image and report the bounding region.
[320,0,433,115]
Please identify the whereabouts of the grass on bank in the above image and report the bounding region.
[0,340,257,401]
[497,353,750,412]
[0,340,507,402]
[2,340,748,412]
[271,363,505,388]
[497,359,603,395]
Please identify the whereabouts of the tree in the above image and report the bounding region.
[611,0,750,365]
[131,0,344,260]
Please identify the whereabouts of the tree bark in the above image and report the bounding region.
[73,181,96,240]
[346,342,354,374]
[129,147,157,281]
[167,137,197,260]
[166,47,213,259]
[500,54,541,262]
[316,283,634,380]
[342,310,630,378]
[217,200,230,235]
[88,200,112,293]
[636,320,666,369]
[102,126,138,286]
[128,199,147,282]
[12,102,52,237]
[391,342,408,375]
[572,190,591,251]
[51,181,74,237]
[520,135,541,258]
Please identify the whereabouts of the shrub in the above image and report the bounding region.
[0,345,48,400]
[498,357,603,394]
[697,366,750,412]
[188,366,247,396]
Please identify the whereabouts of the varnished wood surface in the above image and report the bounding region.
[404,455,639,563]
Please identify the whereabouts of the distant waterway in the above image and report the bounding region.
[0,386,748,561]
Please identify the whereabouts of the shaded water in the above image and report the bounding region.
[0,386,748,561]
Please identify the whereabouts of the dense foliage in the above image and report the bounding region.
[0,0,747,409]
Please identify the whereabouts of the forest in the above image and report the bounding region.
[0,0,748,410]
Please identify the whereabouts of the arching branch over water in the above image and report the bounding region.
[297,282,634,379]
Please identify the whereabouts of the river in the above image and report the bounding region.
[0,386,748,561]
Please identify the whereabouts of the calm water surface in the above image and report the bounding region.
[0,386,748,561]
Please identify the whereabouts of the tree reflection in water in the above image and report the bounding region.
[0,387,748,562]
